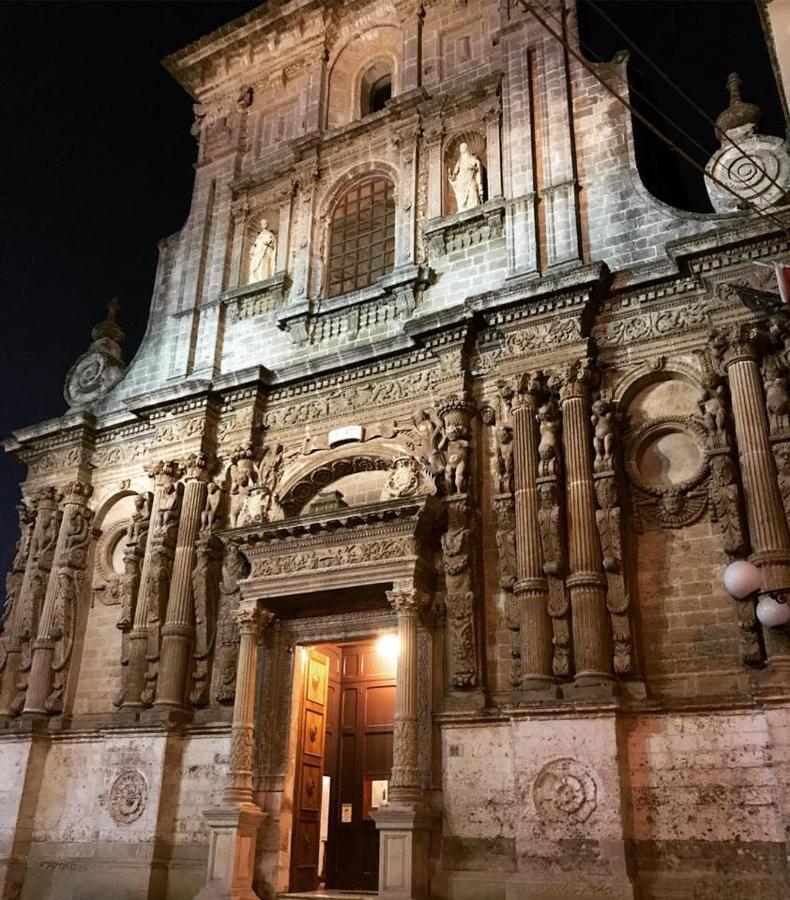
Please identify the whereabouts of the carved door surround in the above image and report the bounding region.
[227,495,443,898]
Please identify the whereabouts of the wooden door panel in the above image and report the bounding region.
[326,640,395,892]
[290,648,329,893]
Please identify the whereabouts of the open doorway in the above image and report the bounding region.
[288,637,397,895]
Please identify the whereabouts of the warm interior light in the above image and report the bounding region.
[376,633,400,666]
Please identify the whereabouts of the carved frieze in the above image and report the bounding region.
[108,769,148,825]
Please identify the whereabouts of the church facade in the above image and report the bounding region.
[2,1,790,898]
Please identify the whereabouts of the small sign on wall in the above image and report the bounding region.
[341,803,353,823]
[328,425,364,447]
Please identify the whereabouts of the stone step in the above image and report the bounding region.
[278,892,377,899]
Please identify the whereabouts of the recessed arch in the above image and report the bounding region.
[277,442,411,515]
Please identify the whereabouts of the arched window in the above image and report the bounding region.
[327,176,395,298]
[360,62,393,117]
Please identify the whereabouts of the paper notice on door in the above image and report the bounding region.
[341,803,353,823]
[370,779,389,809]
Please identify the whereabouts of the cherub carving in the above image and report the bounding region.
[201,482,223,534]
[537,400,561,477]
[412,409,443,473]
[698,376,728,446]
[591,399,617,472]
[259,443,283,494]
[439,422,470,494]
[158,482,181,531]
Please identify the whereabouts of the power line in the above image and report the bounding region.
[519,0,790,237]
[584,0,789,199]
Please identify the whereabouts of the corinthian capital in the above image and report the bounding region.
[232,600,274,635]
[386,582,429,615]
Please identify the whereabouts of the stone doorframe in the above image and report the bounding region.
[197,496,444,900]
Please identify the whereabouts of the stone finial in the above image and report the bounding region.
[63,299,126,409]
[715,73,762,141]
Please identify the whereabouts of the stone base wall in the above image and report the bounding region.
[437,707,790,899]
[0,728,229,900]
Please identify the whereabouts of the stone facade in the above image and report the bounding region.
[2,1,790,898]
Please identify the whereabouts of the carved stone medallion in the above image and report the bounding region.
[533,758,597,827]
[109,769,147,825]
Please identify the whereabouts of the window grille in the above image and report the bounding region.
[327,177,395,298]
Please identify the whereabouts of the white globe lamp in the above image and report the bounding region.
[723,560,762,599]
[756,595,790,628]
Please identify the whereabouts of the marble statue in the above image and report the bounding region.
[449,142,483,212]
[248,219,277,283]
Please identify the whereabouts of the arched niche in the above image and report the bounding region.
[243,208,281,285]
[443,130,487,216]
[72,489,139,716]
[614,365,705,427]
[327,26,402,129]
[358,59,393,117]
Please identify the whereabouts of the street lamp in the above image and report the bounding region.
[723,559,790,627]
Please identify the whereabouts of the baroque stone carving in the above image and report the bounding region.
[64,300,126,409]
[109,769,147,825]
[593,303,707,348]
[442,497,479,688]
[190,535,223,707]
[533,758,597,827]
[705,73,790,213]
[380,456,437,500]
[215,543,250,704]
[250,537,411,578]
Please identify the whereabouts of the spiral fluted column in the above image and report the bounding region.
[561,374,612,684]
[155,467,208,709]
[725,338,790,666]
[512,390,554,687]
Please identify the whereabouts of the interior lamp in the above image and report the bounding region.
[723,560,790,627]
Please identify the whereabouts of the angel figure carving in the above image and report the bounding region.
[449,142,483,212]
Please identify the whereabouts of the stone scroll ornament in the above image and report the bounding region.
[140,481,183,706]
[190,495,225,707]
[214,542,250,704]
[0,502,35,648]
[64,300,126,409]
[45,482,95,714]
[535,386,572,678]
[704,73,790,214]
[10,491,63,715]
[590,398,636,676]
[437,396,480,689]
[481,385,520,687]
[701,338,762,665]
[533,758,597,830]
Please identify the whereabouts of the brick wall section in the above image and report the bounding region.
[636,520,744,695]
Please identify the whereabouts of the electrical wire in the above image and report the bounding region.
[585,0,788,198]
[519,0,790,237]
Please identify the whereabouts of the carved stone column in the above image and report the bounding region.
[723,328,790,669]
[155,453,210,709]
[393,117,421,267]
[24,481,94,715]
[512,376,555,688]
[197,598,270,900]
[118,460,183,709]
[0,491,56,717]
[374,583,433,900]
[560,361,613,686]
[387,583,427,802]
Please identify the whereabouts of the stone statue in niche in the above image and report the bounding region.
[449,142,483,212]
[248,219,277,284]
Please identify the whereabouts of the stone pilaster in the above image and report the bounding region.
[24,481,94,715]
[423,120,444,220]
[723,329,790,669]
[155,453,210,709]
[386,583,428,802]
[397,1,424,93]
[197,599,270,900]
[118,460,183,709]
[560,361,613,686]
[393,117,421,267]
[0,489,62,717]
[375,583,433,900]
[512,377,555,688]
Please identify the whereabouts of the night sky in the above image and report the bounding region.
[0,0,784,612]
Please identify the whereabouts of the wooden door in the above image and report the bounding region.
[326,641,395,891]
[290,647,329,893]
